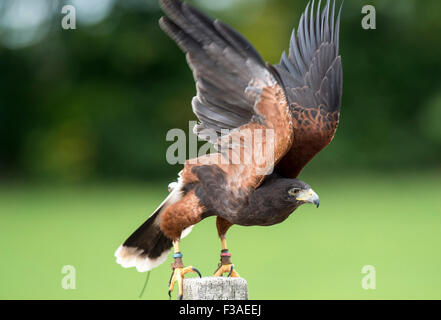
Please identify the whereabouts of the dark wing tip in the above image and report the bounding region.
[213,19,266,66]
[158,0,271,141]
[159,0,265,66]
[285,0,343,72]
[159,0,181,11]
[271,0,343,112]
[158,15,169,30]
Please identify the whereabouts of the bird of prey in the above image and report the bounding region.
[116,0,343,299]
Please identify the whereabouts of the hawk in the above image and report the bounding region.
[116,0,343,299]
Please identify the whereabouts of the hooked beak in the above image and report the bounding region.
[296,188,320,208]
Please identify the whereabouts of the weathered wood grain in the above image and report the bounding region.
[182,277,248,300]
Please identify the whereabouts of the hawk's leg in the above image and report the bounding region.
[213,217,240,277]
[168,239,201,300]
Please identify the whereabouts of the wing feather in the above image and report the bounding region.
[273,0,343,113]
[269,0,343,178]
[160,0,278,143]
[160,0,294,190]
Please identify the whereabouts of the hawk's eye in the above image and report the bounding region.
[288,188,301,197]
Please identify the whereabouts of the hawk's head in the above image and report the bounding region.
[286,179,320,208]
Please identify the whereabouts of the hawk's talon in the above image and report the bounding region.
[227,265,234,277]
[192,267,202,278]
[213,263,239,277]
[168,265,200,300]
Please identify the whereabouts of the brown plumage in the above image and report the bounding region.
[277,105,340,178]
[115,0,343,292]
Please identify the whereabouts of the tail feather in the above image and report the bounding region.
[115,177,194,272]
[115,204,174,272]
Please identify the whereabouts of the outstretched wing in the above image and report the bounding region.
[159,0,294,188]
[272,0,343,178]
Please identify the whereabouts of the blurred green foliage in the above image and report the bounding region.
[1,0,441,182]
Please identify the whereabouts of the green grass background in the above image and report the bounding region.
[1,171,440,300]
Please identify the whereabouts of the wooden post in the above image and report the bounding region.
[182,277,248,300]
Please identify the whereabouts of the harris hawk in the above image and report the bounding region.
[116,0,343,299]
